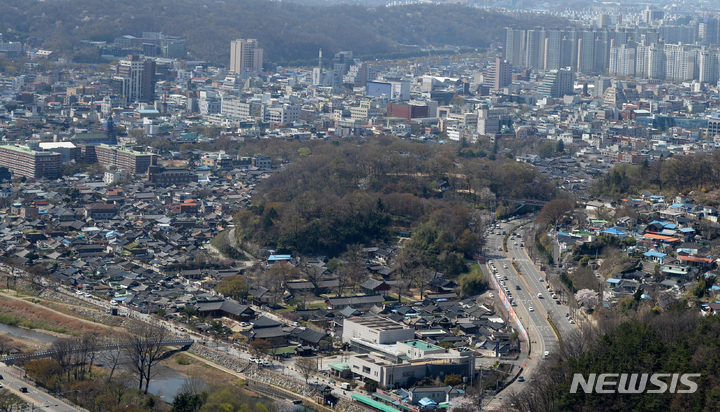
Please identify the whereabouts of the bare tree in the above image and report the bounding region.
[101,344,125,383]
[50,338,77,381]
[0,336,13,356]
[295,357,318,385]
[107,371,136,404]
[124,323,170,394]
[413,266,433,300]
[179,375,208,397]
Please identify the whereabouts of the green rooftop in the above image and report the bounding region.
[328,362,350,371]
[402,340,442,351]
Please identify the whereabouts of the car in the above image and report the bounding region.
[489,293,494,298]
[84,293,91,298]
[260,360,271,367]
[565,313,570,317]
[512,301,517,306]
[539,277,544,282]
[488,259,493,264]
[20,387,27,393]
[110,300,118,306]
[552,294,557,299]
[291,322,299,327]
[0,383,3,389]
[514,242,518,245]
[537,293,543,298]
[544,351,549,358]
[569,319,575,324]
[76,290,83,295]
[529,307,534,312]
[503,275,508,280]
[518,376,525,382]
[520,243,524,247]
[556,300,561,305]
[503,265,508,269]
[0,374,3,379]
[515,285,521,290]
[239,322,248,327]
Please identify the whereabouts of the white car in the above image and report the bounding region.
[529,307,534,312]
[503,264,508,269]
[537,293,543,298]
[260,360,271,367]
[84,293,91,298]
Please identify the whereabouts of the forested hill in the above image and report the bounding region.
[0,0,565,63]
[233,137,557,270]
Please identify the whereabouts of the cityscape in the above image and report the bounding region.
[1,1,720,412]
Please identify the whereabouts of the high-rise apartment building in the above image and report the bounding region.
[609,44,636,77]
[504,28,525,67]
[538,68,574,98]
[484,58,512,91]
[112,55,155,106]
[229,39,264,74]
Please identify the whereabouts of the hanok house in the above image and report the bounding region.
[326,295,384,310]
[196,299,255,322]
[290,327,330,351]
[244,316,289,347]
[360,278,391,297]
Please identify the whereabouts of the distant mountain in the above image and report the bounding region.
[0,0,565,64]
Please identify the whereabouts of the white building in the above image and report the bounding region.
[264,104,301,124]
[230,39,264,74]
[104,169,129,185]
[342,317,414,344]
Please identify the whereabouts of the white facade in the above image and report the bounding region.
[342,317,414,344]
[104,169,128,185]
[264,104,301,124]
[230,39,264,74]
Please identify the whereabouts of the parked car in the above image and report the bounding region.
[518,376,525,382]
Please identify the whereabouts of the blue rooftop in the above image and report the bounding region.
[644,251,666,258]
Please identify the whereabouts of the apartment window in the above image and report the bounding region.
[362,366,371,374]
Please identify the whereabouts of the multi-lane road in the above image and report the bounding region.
[482,219,577,407]
[0,364,81,411]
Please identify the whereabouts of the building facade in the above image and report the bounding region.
[147,166,198,185]
[95,145,156,174]
[230,39,264,74]
[0,145,61,179]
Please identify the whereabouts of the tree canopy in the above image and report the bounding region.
[0,0,566,63]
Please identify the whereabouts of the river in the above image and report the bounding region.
[0,322,59,344]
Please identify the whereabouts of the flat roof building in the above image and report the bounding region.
[95,144,156,174]
[0,145,61,179]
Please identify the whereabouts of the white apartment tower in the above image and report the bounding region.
[230,39,264,74]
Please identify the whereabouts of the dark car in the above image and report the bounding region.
[518,376,525,382]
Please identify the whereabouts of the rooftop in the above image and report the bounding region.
[346,316,407,331]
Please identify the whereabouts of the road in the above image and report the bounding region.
[505,226,577,338]
[0,365,81,411]
[481,219,576,408]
